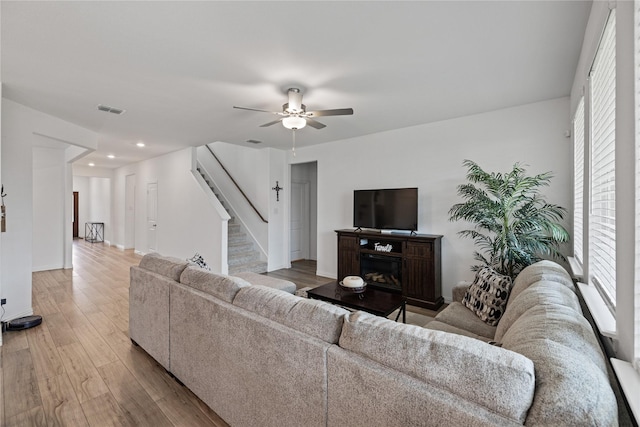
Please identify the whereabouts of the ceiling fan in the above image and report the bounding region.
[233,88,353,130]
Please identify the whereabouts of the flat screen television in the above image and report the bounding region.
[353,188,418,231]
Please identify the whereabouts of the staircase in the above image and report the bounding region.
[197,168,267,275]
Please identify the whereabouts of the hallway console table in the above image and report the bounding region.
[85,222,104,243]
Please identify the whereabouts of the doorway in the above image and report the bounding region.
[290,162,317,262]
[73,191,79,238]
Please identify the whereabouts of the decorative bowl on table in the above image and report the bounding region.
[339,276,367,294]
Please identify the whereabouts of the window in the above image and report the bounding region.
[574,97,585,264]
[590,9,616,306]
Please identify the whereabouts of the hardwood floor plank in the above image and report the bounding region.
[58,299,91,329]
[37,373,89,427]
[80,392,136,427]
[72,323,119,368]
[85,311,121,338]
[1,330,29,354]
[156,381,228,427]
[25,323,65,380]
[104,330,175,402]
[43,312,79,347]
[97,360,173,426]
[5,406,46,427]
[57,342,110,403]
[3,348,42,419]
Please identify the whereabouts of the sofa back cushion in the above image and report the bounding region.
[509,260,574,303]
[339,311,535,424]
[233,286,349,344]
[180,266,250,303]
[494,280,582,342]
[139,253,188,282]
[501,304,617,425]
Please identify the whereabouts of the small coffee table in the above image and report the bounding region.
[307,281,406,323]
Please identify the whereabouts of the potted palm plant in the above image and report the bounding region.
[449,160,569,280]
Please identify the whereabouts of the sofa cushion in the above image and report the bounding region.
[494,280,582,342]
[462,267,512,326]
[509,260,574,304]
[180,266,251,303]
[501,304,607,374]
[339,311,535,423]
[423,320,493,343]
[501,326,616,425]
[433,302,497,339]
[138,252,189,282]
[233,271,296,294]
[233,285,349,344]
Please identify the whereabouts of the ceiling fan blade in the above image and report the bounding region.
[260,118,284,127]
[233,106,281,114]
[305,118,326,129]
[306,108,354,117]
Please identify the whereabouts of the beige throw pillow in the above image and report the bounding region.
[462,267,512,326]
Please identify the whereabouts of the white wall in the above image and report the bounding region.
[1,98,97,321]
[290,97,572,300]
[33,146,65,271]
[268,148,289,271]
[89,177,111,242]
[111,148,227,272]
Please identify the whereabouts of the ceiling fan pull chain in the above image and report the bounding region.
[292,129,296,157]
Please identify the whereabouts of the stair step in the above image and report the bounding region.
[228,223,241,234]
[229,260,267,275]
[228,241,253,254]
[228,232,247,244]
[228,250,259,266]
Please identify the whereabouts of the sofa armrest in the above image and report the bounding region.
[452,281,471,303]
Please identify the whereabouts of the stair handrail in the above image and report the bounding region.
[205,144,268,223]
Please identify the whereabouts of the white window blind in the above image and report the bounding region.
[574,97,585,264]
[590,9,616,306]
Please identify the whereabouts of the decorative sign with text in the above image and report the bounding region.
[374,242,393,253]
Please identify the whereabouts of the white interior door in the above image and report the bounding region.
[147,182,158,253]
[290,181,309,261]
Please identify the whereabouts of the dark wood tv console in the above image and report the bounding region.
[336,229,443,310]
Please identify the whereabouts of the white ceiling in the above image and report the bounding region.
[1,1,591,169]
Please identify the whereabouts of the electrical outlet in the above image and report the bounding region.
[1,298,6,305]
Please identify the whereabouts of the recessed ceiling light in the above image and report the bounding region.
[107,154,115,159]
[136,142,145,147]
[88,163,95,167]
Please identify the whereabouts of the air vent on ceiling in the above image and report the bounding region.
[246,139,262,144]
[97,104,126,115]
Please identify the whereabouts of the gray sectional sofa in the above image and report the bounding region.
[130,254,618,426]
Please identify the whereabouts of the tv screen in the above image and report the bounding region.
[353,188,418,231]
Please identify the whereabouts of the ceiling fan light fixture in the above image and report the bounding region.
[282,116,306,130]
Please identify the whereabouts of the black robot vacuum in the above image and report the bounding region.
[5,315,42,331]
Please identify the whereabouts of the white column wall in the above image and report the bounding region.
[289,97,572,300]
[32,146,66,271]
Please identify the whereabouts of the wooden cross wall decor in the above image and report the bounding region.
[272,181,283,202]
